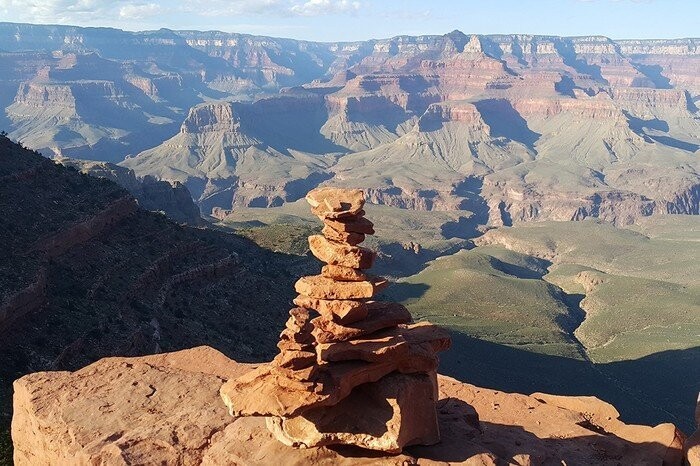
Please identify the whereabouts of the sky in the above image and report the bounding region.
[0,0,698,42]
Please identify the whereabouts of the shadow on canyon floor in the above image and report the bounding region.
[440,330,699,434]
[408,397,679,463]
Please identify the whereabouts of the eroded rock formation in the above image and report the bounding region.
[220,187,451,453]
[11,346,689,465]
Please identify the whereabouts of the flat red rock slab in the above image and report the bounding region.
[280,327,314,344]
[284,308,314,334]
[277,339,311,352]
[306,187,365,219]
[267,372,440,453]
[401,321,452,353]
[315,322,451,364]
[293,296,368,324]
[221,342,438,417]
[308,235,375,269]
[288,307,312,326]
[316,333,410,363]
[295,275,387,300]
[321,264,368,282]
[322,224,365,245]
[323,215,375,235]
[312,302,412,343]
[274,350,316,370]
[221,365,322,417]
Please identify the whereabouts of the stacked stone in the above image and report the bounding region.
[220,188,451,454]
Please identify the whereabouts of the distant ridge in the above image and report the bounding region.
[0,21,698,226]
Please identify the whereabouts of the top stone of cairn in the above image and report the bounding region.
[306,187,365,219]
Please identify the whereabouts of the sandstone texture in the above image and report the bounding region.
[295,275,387,300]
[308,234,376,269]
[12,346,689,465]
[311,302,413,343]
[267,372,440,453]
[686,394,700,465]
[293,295,368,324]
[321,264,368,281]
[306,187,365,219]
[220,188,452,453]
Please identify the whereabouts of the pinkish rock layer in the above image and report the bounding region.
[11,347,687,465]
[267,372,440,453]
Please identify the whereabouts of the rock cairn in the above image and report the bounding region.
[220,187,451,453]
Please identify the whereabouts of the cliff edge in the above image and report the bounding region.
[12,346,688,465]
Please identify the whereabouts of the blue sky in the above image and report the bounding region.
[0,0,697,41]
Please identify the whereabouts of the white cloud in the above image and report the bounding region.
[0,0,160,24]
[0,0,367,27]
[185,0,363,17]
[184,0,288,17]
[290,0,361,16]
[119,2,163,19]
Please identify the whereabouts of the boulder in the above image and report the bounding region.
[308,235,375,269]
[323,215,375,234]
[312,302,412,343]
[305,187,365,219]
[293,295,368,324]
[295,275,387,300]
[321,224,365,245]
[317,333,409,363]
[267,372,440,453]
[321,264,368,281]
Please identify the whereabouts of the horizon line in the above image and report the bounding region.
[1,21,699,45]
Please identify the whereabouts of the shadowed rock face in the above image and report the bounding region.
[1,24,698,225]
[56,158,203,225]
[0,136,314,462]
[10,346,687,465]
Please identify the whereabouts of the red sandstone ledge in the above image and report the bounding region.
[12,346,691,465]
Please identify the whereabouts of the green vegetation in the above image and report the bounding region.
[237,223,320,256]
[387,247,584,359]
[547,265,700,362]
[392,217,700,431]
[478,218,700,286]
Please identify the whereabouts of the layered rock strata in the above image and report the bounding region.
[219,188,451,453]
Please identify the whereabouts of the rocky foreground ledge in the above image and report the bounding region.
[12,346,693,465]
